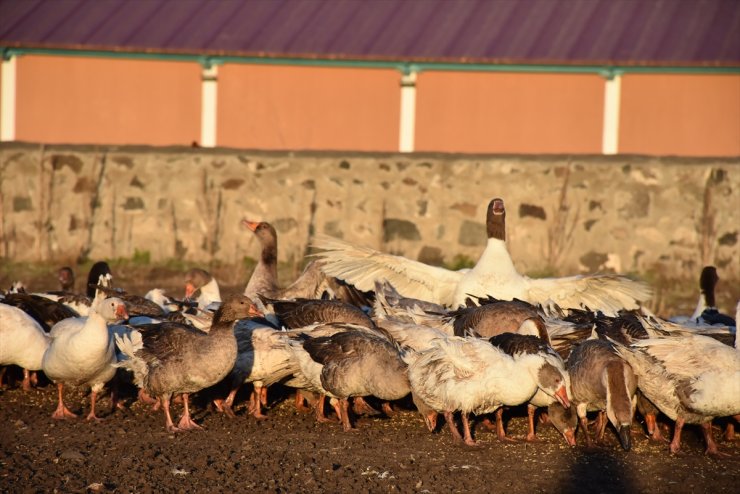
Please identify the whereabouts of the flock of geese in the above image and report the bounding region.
[0,198,737,457]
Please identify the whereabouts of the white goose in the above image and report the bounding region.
[313,198,651,314]
[41,293,128,420]
[0,303,51,390]
[406,335,570,446]
[613,303,740,456]
[184,268,222,311]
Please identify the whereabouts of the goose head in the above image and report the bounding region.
[184,268,212,299]
[699,266,719,308]
[486,198,506,241]
[58,266,75,291]
[535,357,571,409]
[547,402,578,446]
[93,296,129,323]
[212,295,264,325]
[243,219,278,262]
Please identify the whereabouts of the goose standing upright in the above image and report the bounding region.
[41,293,128,420]
[314,198,651,314]
[0,303,51,390]
[115,295,261,432]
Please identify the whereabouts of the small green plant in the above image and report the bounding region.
[445,254,476,271]
[131,249,151,265]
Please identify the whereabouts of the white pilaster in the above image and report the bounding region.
[399,71,417,153]
[602,74,622,155]
[1,55,17,142]
[200,64,218,148]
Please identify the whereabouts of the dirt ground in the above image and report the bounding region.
[1,264,739,493]
[1,380,739,494]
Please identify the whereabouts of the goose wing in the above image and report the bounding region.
[312,235,462,306]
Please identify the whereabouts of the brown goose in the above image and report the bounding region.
[184,268,222,310]
[242,219,371,306]
[448,297,549,342]
[261,296,375,330]
[115,295,262,432]
[258,296,379,416]
[301,329,411,431]
[567,339,637,451]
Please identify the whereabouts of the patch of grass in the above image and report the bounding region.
[444,254,476,271]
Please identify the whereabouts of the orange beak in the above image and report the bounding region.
[422,411,438,432]
[115,304,129,321]
[184,282,196,299]
[562,427,577,447]
[248,304,264,318]
[555,385,570,409]
[242,219,260,232]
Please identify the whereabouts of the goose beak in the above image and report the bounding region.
[242,219,260,232]
[618,425,632,451]
[492,198,505,214]
[248,304,264,318]
[184,282,196,299]
[422,411,438,432]
[115,303,129,321]
[554,385,570,409]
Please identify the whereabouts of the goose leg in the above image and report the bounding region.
[249,385,268,420]
[525,404,539,442]
[177,393,203,430]
[85,390,103,421]
[260,386,268,406]
[339,398,356,432]
[724,415,739,442]
[214,387,239,418]
[314,394,335,423]
[444,411,464,444]
[0,367,6,388]
[353,396,380,416]
[381,401,396,417]
[645,413,668,443]
[578,414,593,448]
[162,396,180,433]
[51,383,78,419]
[495,407,516,442]
[669,418,685,454]
[461,413,479,447]
[595,411,608,443]
[701,422,730,457]
[21,369,33,391]
[294,390,312,413]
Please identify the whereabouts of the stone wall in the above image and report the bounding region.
[1,142,738,285]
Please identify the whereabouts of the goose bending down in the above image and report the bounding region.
[612,314,740,456]
[301,329,411,431]
[115,295,260,432]
[486,333,569,442]
[313,198,651,314]
[407,335,570,446]
[0,303,51,390]
[567,339,637,451]
[41,294,128,420]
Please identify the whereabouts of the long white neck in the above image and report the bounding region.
[72,310,109,350]
[471,238,520,277]
[689,293,707,321]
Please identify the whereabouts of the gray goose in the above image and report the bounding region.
[258,296,380,417]
[242,219,370,305]
[115,295,262,432]
[301,329,411,431]
[566,338,637,451]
